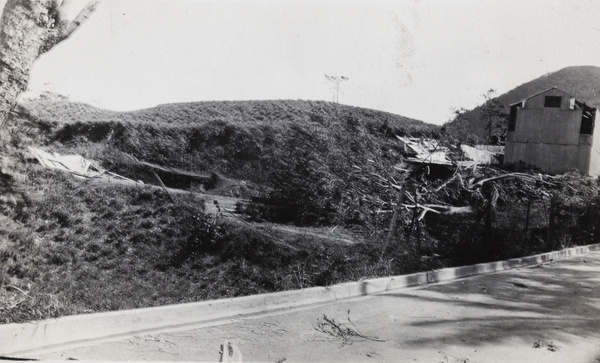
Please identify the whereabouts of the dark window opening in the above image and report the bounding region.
[580,107,595,135]
[508,104,519,132]
[544,96,562,108]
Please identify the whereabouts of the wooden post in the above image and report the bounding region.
[381,192,404,257]
[484,184,498,244]
[405,202,418,246]
[524,199,531,231]
[547,196,556,251]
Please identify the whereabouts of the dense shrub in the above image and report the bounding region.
[176,211,223,260]
[269,153,342,226]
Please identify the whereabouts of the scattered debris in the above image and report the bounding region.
[460,144,501,165]
[28,147,136,183]
[474,144,504,154]
[438,350,470,363]
[400,202,474,220]
[220,340,243,362]
[397,136,451,163]
[314,312,385,346]
[236,198,289,223]
[532,339,560,352]
[397,136,502,166]
[365,352,381,361]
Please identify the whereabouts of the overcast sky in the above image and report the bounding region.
[12,0,600,124]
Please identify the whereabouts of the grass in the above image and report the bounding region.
[15,97,438,188]
[15,97,442,228]
[2,98,443,322]
[2,155,599,324]
[0,167,413,323]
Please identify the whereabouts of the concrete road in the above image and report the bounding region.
[35,252,600,362]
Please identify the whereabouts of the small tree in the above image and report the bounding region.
[481,89,508,145]
[440,107,482,145]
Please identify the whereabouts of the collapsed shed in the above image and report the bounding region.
[396,136,501,168]
[28,147,135,183]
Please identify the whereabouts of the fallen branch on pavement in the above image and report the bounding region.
[314,313,385,346]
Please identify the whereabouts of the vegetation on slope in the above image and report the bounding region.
[16,97,438,226]
[0,167,421,323]
[1,96,600,323]
[3,154,599,324]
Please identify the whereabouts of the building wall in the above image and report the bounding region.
[504,88,593,174]
[586,110,600,177]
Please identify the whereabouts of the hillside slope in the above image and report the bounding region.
[448,65,600,139]
[21,97,432,128]
[11,96,443,226]
[2,94,600,323]
[16,97,438,190]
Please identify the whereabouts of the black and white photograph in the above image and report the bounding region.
[1,0,600,362]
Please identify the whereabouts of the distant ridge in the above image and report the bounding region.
[18,96,431,129]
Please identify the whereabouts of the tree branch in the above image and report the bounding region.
[61,0,99,39]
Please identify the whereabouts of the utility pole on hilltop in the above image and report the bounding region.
[325,75,349,104]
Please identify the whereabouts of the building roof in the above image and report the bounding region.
[509,86,595,110]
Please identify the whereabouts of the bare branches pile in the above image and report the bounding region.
[314,312,385,346]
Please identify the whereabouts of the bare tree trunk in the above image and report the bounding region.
[0,0,98,212]
[0,0,99,126]
[381,192,404,257]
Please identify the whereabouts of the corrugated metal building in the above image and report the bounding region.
[504,87,600,176]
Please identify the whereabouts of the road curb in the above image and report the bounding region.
[2,243,599,356]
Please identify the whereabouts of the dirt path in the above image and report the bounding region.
[33,252,600,362]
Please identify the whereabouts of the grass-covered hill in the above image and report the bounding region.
[15,96,440,225]
[0,96,449,322]
[18,96,438,184]
[446,65,600,139]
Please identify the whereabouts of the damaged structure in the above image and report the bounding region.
[504,87,600,176]
[28,147,137,183]
[396,136,502,167]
